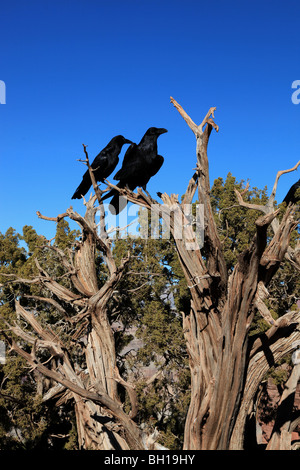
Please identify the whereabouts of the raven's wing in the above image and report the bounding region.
[149,155,164,177]
[283,179,300,205]
[72,150,113,200]
[71,159,108,199]
[71,170,92,199]
[91,149,109,171]
[91,148,119,180]
[283,187,293,204]
[113,143,141,181]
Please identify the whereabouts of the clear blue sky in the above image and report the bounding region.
[1,0,300,240]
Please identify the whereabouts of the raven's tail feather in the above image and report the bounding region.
[101,182,128,214]
[108,194,128,215]
[101,188,117,202]
[71,172,91,199]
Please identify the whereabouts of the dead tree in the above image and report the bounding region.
[2,100,300,450]
[104,98,300,450]
[1,149,155,450]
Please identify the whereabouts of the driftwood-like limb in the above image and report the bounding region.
[4,335,144,450]
[254,281,278,327]
[37,196,117,285]
[260,207,299,284]
[234,187,272,214]
[42,383,66,402]
[113,366,138,420]
[235,161,300,211]
[230,309,300,449]
[182,171,199,205]
[286,240,300,272]
[266,361,300,450]
[78,144,104,205]
[0,272,43,286]
[235,173,300,279]
[89,253,130,309]
[170,97,199,135]
[170,97,227,295]
[249,311,299,359]
[36,210,69,222]
[3,191,151,449]
[33,257,87,304]
[14,301,66,356]
[170,97,219,136]
[103,178,156,211]
[199,107,219,133]
[234,160,300,232]
[269,160,300,206]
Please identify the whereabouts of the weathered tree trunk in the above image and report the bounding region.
[167,99,300,450]
[230,311,300,449]
[266,361,300,450]
[4,174,145,449]
[115,98,300,449]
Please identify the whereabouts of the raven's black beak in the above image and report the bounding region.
[157,128,168,135]
[124,139,133,144]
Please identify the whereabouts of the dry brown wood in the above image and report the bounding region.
[2,97,300,450]
[106,98,300,450]
[266,362,300,450]
[268,160,300,206]
[230,310,300,449]
[168,98,300,450]
[3,189,147,449]
[5,335,144,449]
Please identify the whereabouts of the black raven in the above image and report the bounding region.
[283,178,300,205]
[71,135,132,199]
[101,127,167,214]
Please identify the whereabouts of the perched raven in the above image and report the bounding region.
[101,127,167,214]
[283,178,300,205]
[71,135,132,199]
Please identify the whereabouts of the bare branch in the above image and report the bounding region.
[170,96,199,135]
[231,309,300,449]
[4,334,144,449]
[249,309,300,359]
[0,272,42,286]
[81,144,104,205]
[90,254,130,308]
[15,301,64,350]
[266,362,300,449]
[199,107,219,133]
[182,171,198,205]
[170,97,219,137]
[22,294,70,318]
[234,160,300,242]
[113,366,138,419]
[234,187,270,214]
[36,210,69,222]
[34,258,86,304]
[254,281,278,327]
[269,160,300,206]
[104,178,156,210]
